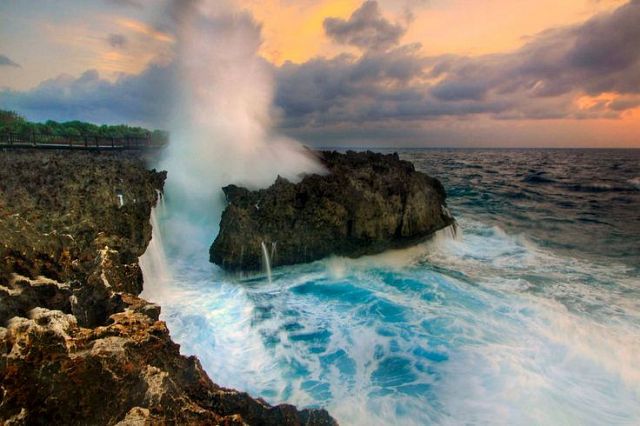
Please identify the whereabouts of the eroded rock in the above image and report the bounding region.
[0,150,337,425]
[211,150,455,271]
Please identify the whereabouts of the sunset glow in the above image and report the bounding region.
[1,0,638,146]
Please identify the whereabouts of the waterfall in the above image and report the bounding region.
[155,189,166,210]
[260,241,272,284]
[139,202,171,303]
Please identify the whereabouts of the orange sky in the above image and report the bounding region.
[0,0,638,146]
[1,0,628,87]
[244,0,627,63]
[239,0,639,145]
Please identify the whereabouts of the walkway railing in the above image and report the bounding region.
[0,132,165,150]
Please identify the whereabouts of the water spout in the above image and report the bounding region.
[261,241,272,284]
[155,189,165,210]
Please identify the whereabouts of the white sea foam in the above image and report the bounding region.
[142,213,640,425]
[137,3,640,423]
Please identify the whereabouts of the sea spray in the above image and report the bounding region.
[139,0,327,392]
[154,214,640,425]
[141,0,325,306]
[260,241,272,284]
[156,1,324,257]
[139,146,640,424]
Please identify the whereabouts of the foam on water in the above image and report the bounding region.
[138,3,640,422]
[141,203,640,425]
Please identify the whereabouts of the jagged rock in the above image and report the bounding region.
[0,306,336,425]
[0,150,337,425]
[210,150,455,271]
[0,151,165,289]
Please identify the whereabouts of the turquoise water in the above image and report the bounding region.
[142,149,640,425]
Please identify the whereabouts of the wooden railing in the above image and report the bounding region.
[0,132,165,150]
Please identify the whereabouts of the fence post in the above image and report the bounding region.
[84,135,88,148]
[32,130,36,147]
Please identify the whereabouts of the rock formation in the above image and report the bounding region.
[0,150,336,425]
[211,150,455,271]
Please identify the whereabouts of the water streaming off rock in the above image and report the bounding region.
[261,241,273,284]
[142,148,640,425]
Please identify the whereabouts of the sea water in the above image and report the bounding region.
[142,148,640,425]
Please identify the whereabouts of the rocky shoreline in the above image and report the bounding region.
[0,150,336,425]
[211,150,455,271]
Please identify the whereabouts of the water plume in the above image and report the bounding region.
[158,0,324,255]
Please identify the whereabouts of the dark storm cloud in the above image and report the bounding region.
[107,33,128,48]
[431,0,640,100]
[0,54,20,67]
[277,0,640,128]
[3,0,639,135]
[323,1,406,51]
[275,45,434,126]
[0,65,174,127]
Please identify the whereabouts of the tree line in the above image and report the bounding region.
[0,110,169,145]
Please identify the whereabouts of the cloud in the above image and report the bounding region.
[426,0,640,117]
[2,0,639,144]
[468,1,637,91]
[0,65,175,127]
[277,0,640,129]
[323,1,406,51]
[107,33,128,48]
[0,54,20,68]
[117,18,175,43]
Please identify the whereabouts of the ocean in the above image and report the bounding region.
[141,148,640,425]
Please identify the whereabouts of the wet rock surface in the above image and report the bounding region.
[0,150,336,425]
[211,150,455,271]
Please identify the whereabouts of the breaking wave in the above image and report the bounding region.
[142,211,640,425]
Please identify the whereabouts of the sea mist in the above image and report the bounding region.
[157,1,323,255]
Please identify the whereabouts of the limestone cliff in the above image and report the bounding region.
[0,150,336,425]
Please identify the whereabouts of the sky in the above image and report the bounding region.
[1,0,639,147]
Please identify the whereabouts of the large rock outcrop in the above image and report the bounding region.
[0,150,336,425]
[211,150,455,271]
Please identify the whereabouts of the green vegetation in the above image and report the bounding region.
[0,110,169,145]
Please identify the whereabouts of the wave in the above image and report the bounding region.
[522,173,556,184]
[565,182,629,193]
[142,213,640,425]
